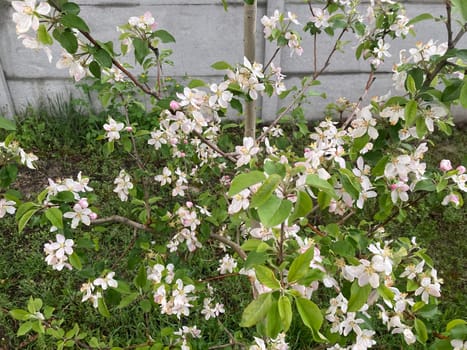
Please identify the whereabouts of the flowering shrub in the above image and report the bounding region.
[3,0,467,349]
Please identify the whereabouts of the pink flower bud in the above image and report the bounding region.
[457,165,466,174]
[170,100,180,111]
[126,126,133,132]
[89,212,98,220]
[442,193,459,206]
[78,198,89,208]
[389,184,398,191]
[439,159,452,172]
[186,201,193,208]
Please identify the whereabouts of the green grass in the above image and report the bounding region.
[0,102,466,349]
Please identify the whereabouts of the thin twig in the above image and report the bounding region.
[342,70,376,129]
[192,130,237,163]
[263,47,281,71]
[92,215,153,232]
[258,26,348,143]
[78,30,160,99]
[210,233,247,260]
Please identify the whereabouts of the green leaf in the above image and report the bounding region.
[265,300,281,338]
[460,80,467,109]
[446,319,467,332]
[407,13,433,25]
[289,191,313,223]
[404,100,418,127]
[69,252,82,270]
[45,208,63,229]
[60,14,90,33]
[187,79,206,88]
[241,239,264,251]
[228,171,266,196]
[230,98,243,114]
[240,292,273,327]
[18,208,40,233]
[244,251,269,269]
[257,197,292,228]
[0,116,16,131]
[97,298,110,318]
[17,321,33,336]
[338,168,361,200]
[452,0,467,22]
[62,2,80,15]
[37,24,53,45]
[221,0,228,11]
[413,180,436,192]
[372,155,389,177]
[406,74,416,95]
[254,265,281,290]
[140,299,152,313]
[211,61,232,70]
[278,295,292,332]
[295,297,323,332]
[416,116,427,138]
[288,247,314,283]
[264,161,286,178]
[93,48,113,68]
[133,37,150,65]
[441,80,462,102]
[89,60,101,79]
[331,240,355,258]
[244,0,255,4]
[53,29,78,54]
[9,309,31,321]
[348,282,372,312]
[153,30,176,43]
[134,265,147,289]
[414,318,428,344]
[306,174,337,199]
[377,285,395,302]
[250,174,282,208]
[117,293,139,309]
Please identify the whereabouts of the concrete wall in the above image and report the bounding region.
[0,0,466,121]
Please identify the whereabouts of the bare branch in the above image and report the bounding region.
[210,233,247,260]
[92,215,153,232]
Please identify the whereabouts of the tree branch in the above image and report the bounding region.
[78,30,160,99]
[210,233,247,260]
[92,215,153,232]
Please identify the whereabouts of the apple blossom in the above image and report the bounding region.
[93,271,118,290]
[103,117,125,142]
[63,202,93,228]
[12,0,50,33]
[235,137,260,167]
[0,199,16,218]
[310,8,330,29]
[43,234,74,271]
[113,169,133,201]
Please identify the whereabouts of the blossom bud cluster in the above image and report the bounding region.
[439,160,466,207]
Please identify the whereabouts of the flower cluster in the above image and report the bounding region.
[113,169,133,201]
[0,140,38,169]
[43,234,74,271]
[167,202,202,252]
[80,272,118,308]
